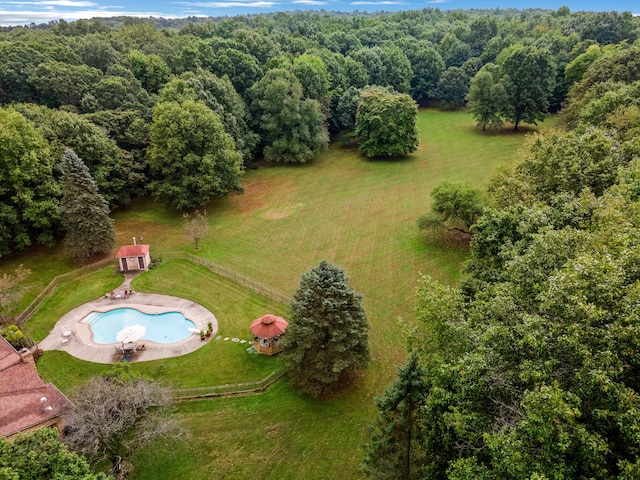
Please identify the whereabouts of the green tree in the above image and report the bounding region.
[0,42,48,104]
[378,45,413,94]
[148,100,244,209]
[210,48,262,98]
[355,87,419,158]
[292,53,331,106]
[0,428,112,480]
[59,149,115,262]
[281,260,370,397]
[362,352,429,480]
[564,44,605,87]
[128,50,170,94]
[0,107,59,255]
[73,33,121,72]
[249,68,328,163]
[406,43,445,103]
[17,104,140,208]
[160,71,258,163]
[28,61,102,108]
[438,32,471,68]
[500,45,556,130]
[334,86,363,133]
[516,128,625,200]
[467,63,507,130]
[436,66,470,107]
[90,71,151,113]
[417,182,484,236]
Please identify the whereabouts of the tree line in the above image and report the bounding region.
[363,43,640,479]
[0,7,638,259]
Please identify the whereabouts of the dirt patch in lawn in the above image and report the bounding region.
[261,203,305,220]
[232,177,299,215]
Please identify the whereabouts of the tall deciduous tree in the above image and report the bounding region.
[292,53,331,106]
[0,107,59,256]
[148,100,244,209]
[281,260,370,397]
[160,72,258,164]
[63,369,178,476]
[362,352,429,480]
[499,45,556,130]
[405,42,445,104]
[355,87,419,158]
[59,149,115,262]
[28,61,102,108]
[211,48,262,98]
[467,63,507,130]
[249,68,328,163]
[0,428,112,480]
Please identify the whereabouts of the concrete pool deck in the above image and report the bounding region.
[38,278,217,364]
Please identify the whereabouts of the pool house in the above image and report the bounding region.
[116,241,150,273]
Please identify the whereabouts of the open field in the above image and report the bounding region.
[5,109,548,478]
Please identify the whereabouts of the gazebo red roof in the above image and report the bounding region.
[250,314,288,338]
[116,244,150,258]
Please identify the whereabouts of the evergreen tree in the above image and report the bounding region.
[362,352,429,480]
[281,260,370,396]
[59,149,115,262]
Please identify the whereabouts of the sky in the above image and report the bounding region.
[0,0,637,27]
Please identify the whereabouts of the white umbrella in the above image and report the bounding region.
[116,324,146,343]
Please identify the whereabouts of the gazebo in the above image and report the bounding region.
[250,314,288,355]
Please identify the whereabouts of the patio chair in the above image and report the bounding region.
[59,336,69,345]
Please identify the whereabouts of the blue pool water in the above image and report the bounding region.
[83,308,196,344]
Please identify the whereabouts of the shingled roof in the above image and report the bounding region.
[116,244,150,257]
[0,336,72,438]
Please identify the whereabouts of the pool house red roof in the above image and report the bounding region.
[116,244,150,258]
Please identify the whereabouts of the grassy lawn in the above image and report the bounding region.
[4,108,547,479]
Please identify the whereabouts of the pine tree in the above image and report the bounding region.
[281,260,370,396]
[59,149,115,262]
[361,352,429,480]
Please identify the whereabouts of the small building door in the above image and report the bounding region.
[138,256,145,269]
[121,258,128,272]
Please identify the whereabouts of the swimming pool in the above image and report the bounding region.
[83,308,196,344]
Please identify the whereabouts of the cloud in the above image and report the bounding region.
[178,0,276,7]
[292,0,329,4]
[0,8,170,25]
[350,0,404,4]
[427,0,449,3]
[2,0,97,5]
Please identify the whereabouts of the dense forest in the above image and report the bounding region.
[1,7,638,257]
[3,7,640,477]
